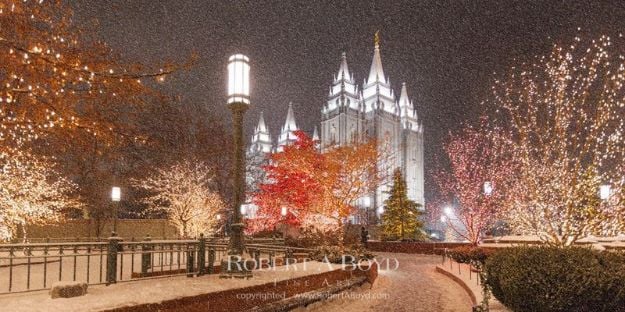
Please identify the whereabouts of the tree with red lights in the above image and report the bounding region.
[250,131,383,248]
[247,131,323,234]
[434,121,516,245]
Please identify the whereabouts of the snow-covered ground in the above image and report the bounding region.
[303,253,473,312]
[0,260,342,312]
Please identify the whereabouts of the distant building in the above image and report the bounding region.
[247,36,425,224]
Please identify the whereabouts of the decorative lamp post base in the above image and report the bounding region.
[219,222,254,279]
[219,255,254,279]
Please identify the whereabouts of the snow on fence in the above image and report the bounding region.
[0,235,297,294]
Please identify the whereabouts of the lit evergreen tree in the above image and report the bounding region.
[381,169,424,240]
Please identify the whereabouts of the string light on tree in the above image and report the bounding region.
[488,34,625,245]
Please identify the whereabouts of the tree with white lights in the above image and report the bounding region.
[0,150,81,241]
[134,160,224,238]
[489,35,625,246]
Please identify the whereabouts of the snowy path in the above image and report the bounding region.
[304,253,473,312]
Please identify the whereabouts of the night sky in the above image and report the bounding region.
[72,0,625,196]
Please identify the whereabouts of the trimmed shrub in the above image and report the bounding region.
[447,246,496,268]
[485,246,625,312]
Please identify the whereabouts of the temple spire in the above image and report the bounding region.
[336,52,351,81]
[282,102,297,132]
[249,111,272,153]
[256,111,268,134]
[367,31,386,84]
[277,102,299,151]
[399,82,418,123]
[398,83,409,109]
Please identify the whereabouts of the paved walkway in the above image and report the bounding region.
[304,253,473,312]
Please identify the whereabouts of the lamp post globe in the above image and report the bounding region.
[111,187,121,234]
[483,181,493,196]
[599,184,611,201]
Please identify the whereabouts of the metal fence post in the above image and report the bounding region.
[207,247,215,274]
[186,243,195,277]
[197,234,206,276]
[141,234,152,277]
[252,248,259,267]
[106,233,122,285]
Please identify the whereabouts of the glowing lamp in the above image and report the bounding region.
[363,196,371,208]
[444,206,453,216]
[240,204,247,215]
[227,54,250,105]
[216,214,221,220]
[281,206,288,217]
[111,187,121,202]
[599,185,611,200]
[483,181,493,196]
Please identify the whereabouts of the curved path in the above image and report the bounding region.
[305,252,473,312]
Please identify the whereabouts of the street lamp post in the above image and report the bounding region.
[111,186,121,234]
[281,207,288,240]
[221,54,253,278]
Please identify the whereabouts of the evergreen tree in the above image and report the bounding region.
[382,169,424,240]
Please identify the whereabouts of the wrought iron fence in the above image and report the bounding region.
[3,236,285,245]
[0,235,304,294]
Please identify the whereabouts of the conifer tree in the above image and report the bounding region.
[381,169,424,240]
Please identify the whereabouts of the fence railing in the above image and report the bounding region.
[3,236,286,245]
[0,235,303,294]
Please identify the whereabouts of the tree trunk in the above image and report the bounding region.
[21,223,28,244]
[337,219,345,251]
[182,221,188,239]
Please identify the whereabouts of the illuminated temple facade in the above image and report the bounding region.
[247,39,425,223]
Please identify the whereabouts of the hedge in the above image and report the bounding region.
[447,246,496,268]
[484,246,625,312]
